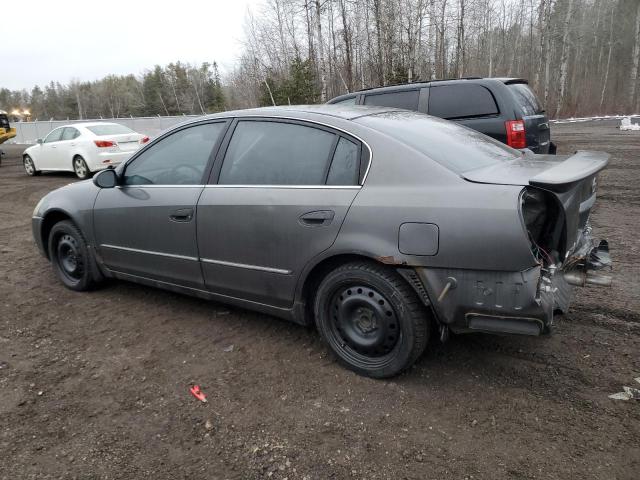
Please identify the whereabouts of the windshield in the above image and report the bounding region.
[508,83,543,116]
[356,110,520,174]
[0,114,10,130]
[87,124,135,136]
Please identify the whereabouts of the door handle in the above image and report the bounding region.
[299,210,335,226]
[169,208,194,222]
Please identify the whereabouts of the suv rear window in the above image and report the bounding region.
[87,124,134,136]
[428,84,498,119]
[507,83,543,116]
[364,90,419,111]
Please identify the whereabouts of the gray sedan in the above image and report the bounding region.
[32,105,612,378]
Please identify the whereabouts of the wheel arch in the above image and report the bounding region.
[295,251,434,326]
[40,209,75,259]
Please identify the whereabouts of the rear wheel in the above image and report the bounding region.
[23,155,40,176]
[73,156,90,179]
[314,261,430,378]
[48,220,100,291]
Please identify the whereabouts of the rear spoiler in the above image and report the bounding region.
[530,151,610,186]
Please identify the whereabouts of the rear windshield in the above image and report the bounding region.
[0,114,10,129]
[86,124,134,136]
[356,110,519,174]
[508,83,543,116]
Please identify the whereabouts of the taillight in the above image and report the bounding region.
[505,120,527,149]
[140,136,150,144]
[94,140,115,148]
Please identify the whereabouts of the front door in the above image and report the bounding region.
[93,121,228,289]
[39,127,65,169]
[197,119,364,307]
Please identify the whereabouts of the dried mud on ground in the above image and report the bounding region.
[0,120,639,479]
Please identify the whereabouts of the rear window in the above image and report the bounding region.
[86,124,134,136]
[0,114,9,129]
[356,111,519,174]
[364,90,420,111]
[507,83,543,116]
[428,84,499,119]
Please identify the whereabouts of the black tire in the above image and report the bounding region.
[48,220,99,291]
[23,155,41,176]
[314,261,430,378]
[73,156,91,179]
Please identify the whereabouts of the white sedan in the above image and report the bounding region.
[23,122,149,179]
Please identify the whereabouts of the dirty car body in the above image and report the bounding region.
[32,105,612,378]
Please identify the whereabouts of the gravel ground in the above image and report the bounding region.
[0,121,639,479]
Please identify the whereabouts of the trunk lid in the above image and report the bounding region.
[463,150,609,257]
[96,133,143,151]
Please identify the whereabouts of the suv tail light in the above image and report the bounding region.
[505,120,527,149]
[94,140,115,148]
[140,136,150,144]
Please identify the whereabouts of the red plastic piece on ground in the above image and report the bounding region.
[190,385,207,402]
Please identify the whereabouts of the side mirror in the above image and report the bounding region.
[36,138,43,144]
[93,168,118,188]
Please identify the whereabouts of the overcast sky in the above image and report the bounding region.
[1,0,261,91]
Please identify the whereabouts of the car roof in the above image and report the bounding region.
[202,104,402,122]
[327,77,528,103]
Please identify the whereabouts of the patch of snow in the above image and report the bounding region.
[620,116,640,131]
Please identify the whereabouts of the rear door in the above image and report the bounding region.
[427,84,505,143]
[93,121,228,288]
[506,82,551,153]
[197,118,364,307]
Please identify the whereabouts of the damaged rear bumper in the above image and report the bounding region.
[415,266,555,336]
[411,224,612,337]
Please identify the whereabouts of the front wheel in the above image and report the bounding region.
[314,261,430,378]
[23,155,41,176]
[48,220,100,291]
[73,156,91,179]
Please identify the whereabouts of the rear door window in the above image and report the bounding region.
[428,84,499,119]
[334,96,357,105]
[61,127,79,140]
[364,90,420,111]
[218,121,337,185]
[327,137,360,185]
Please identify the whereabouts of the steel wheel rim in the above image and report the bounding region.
[74,158,86,177]
[24,158,34,174]
[326,284,401,367]
[56,234,84,282]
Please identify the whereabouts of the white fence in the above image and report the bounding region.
[11,115,203,144]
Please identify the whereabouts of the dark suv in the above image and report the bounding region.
[327,77,555,154]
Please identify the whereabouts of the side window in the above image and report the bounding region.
[334,96,357,105]
[363,90,420,111]
[44,128,64,143]
[428,84,499,119]
[218,121,336,185]
[327,137,360,185]
[123,122,225,185]
[61,127,79,141]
